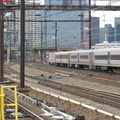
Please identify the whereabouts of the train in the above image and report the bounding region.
[48,48,120,73]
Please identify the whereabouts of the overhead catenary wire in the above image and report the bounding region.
[6,0,120,48]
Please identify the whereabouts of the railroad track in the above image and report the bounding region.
[4,88,75,120]
[4,62,120,82]
[5,73,120,108]
[4,62,20,75]
[26,62,120,82]
[6,97,44,120]
[4,62,120,107]
[28,75,120,108]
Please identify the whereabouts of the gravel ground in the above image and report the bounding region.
[10,63,120,118]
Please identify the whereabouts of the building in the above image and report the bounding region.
[100,24,114,43]
[63,0,72,5]
[4,0,45,48]
[4,12,18,47]
[81,12,100,49]
[99,28,105,43]
[91,17,100,46]
[114,17,120,42]
[5,10,41,47]
[82,12,90,49]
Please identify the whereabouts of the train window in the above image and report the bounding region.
[110,55,120,60]
[95,55,108,60]
[80,55,88,59]
[56,55,61,59]
[71,56,77,59]
[62,55,68,59]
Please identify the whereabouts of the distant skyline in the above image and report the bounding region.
[91,1,120,28]
[92,11,120,28]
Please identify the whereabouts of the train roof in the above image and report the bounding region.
[50,50,93,55]
[93,47,120,52]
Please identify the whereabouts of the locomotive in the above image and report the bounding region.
[48,48,120,73]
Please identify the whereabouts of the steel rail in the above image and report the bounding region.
[44,80,120,107]
[6,97,44,120]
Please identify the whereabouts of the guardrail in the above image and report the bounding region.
[0,86,18,120]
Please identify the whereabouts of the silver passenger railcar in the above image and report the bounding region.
[69,50,93,69]
[93,48,120,72]
[78,50,93,69]
[48,48,120,73]
[55,51,70,67]
[48,52,55,65]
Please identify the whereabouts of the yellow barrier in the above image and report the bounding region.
[0,86,18,120]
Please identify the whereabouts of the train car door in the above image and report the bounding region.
[90,51,94,70]
[108,52,110,65]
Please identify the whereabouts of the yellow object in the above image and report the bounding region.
[0,86,18,120]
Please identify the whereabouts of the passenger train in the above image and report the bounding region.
[48,48,120,73]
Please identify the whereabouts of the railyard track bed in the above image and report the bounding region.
[3,79,120,120]
[4,88,73,120]
[11,74,120,108]
[26,62,120,81]
[3,62,120,119]
[5,97,44,120]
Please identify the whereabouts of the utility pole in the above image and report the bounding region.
[55,22,58,50]
[0,2,4,81]
[20,0,25,88]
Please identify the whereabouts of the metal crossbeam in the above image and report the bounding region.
[4,20,90,22]
[3,5,120,11]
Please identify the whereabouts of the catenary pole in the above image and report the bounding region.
[20,0,25,88]
[89,0,91,49]
[0,2,4,81]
